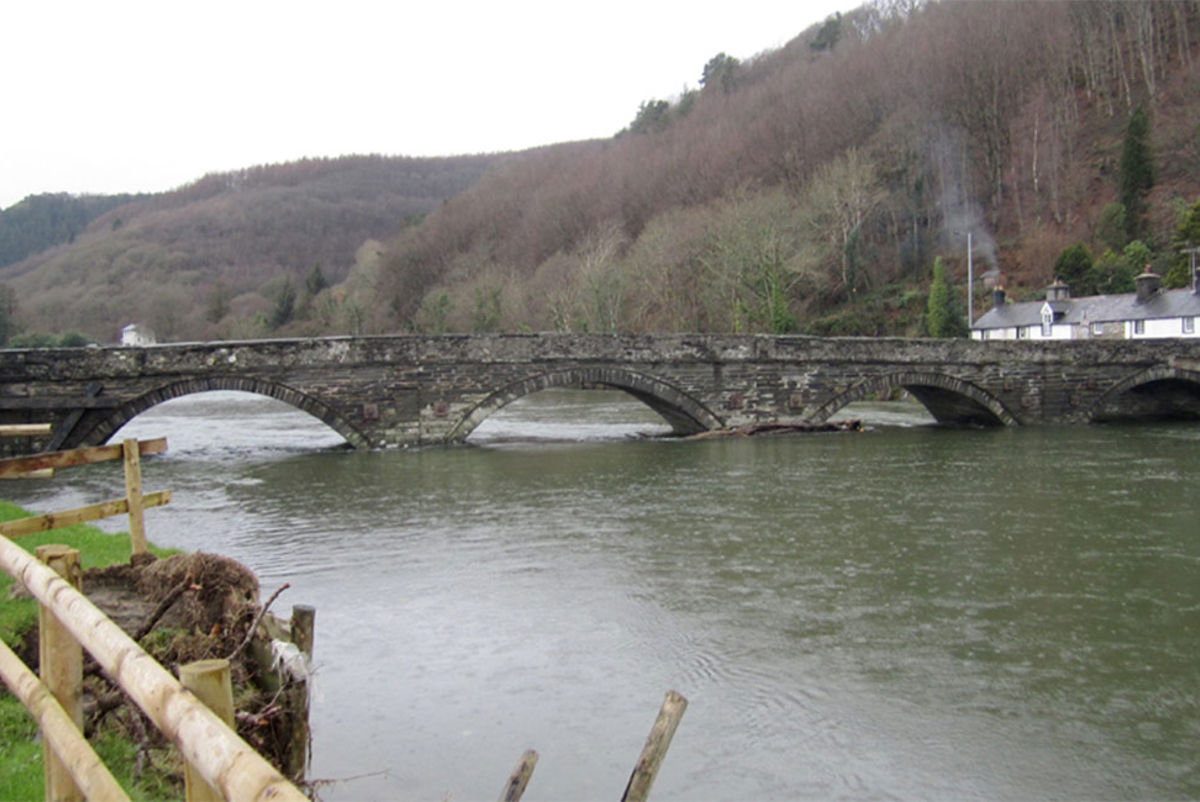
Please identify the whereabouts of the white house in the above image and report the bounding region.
[120,323,156,346]
[972,270,1200,341]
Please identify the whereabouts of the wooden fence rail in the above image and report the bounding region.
[0,535,308,801]
[0,431,688,800]
[0,436,309,801]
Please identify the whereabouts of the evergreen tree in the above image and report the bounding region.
[810,13,843,51]
[925,258,968,337]
[1119,107,1155,242]
[1053,242,1095,295]
[305,263,328,296]
[700,53,740,94]
[269,279,297,330]
[1165,198,1200,288]
[0,284,17,346]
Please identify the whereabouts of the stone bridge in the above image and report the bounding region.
[2,333,1199,453]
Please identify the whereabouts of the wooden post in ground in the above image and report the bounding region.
[620,690,688,802]
[0,640,129,802]
[36,544,84,802]
[179,659,235,802]
[1,535,306,801]
[122,438,148,557]
[498,749,539,802]
[283,604,315,782]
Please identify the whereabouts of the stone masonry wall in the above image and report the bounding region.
[1,334,1198,453]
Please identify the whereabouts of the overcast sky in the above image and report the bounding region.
[2,0,859,209]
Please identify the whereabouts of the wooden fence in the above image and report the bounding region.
[0,433,308,802]
[0,430,689,801]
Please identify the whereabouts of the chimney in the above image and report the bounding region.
[1045,279,1069,301]
[1135,269,1162,304]
[1193,268,1199,294]
[992,287,1006,308]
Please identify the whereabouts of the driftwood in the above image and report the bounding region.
[685,419,862,439]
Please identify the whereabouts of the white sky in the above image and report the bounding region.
[2,0,859,209]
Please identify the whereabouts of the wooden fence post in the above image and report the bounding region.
[122,438,148,557]
[36,544,84,802]
[179,659,235,802]
[284,604,315,782]
[620,690,688,802]
[0,640,129,801]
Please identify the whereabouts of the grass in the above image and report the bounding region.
[0,499,180,801]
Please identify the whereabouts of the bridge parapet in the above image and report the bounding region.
[1,334,1199,453]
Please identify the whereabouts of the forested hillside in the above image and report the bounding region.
[0,155,500,342]
[369,0,1200,337]
[3,0,1199,344]
[0,193,145,268]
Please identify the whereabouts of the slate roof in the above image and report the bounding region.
[974,286,1200,329]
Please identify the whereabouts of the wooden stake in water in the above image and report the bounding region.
[498,749,539,802]
[284,604,316,781]
[621,690,688,802]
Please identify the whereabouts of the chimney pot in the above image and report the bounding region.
[1135,270,1162,304]
[1046,279,1069,301]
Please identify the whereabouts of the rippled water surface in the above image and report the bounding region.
[6,390,1199,800]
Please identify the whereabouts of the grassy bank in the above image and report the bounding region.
[0,500,178,800]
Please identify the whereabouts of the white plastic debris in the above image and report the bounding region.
[270,639,312,683]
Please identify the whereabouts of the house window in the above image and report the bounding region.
[1017,326,1028,339]
[1041,320,1052,337]
[1185,317,1195,334]
[1091,322,1103,336]
[1134,319,1146,335]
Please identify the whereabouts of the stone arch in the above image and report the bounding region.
[808,371,1018,426]
[79,376,369,448]
[446,367,723,441]
[1086,365,1200,423]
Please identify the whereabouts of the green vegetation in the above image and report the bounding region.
[924,258,968,338]
[0,501,179,800]
[0,193,142,269]
[1166,197,1200,289]
[1119,106,1156,243]
[0,284,15,347]
[0,155,499,343]
[6,331,96,349]
[1053,240,1149,297]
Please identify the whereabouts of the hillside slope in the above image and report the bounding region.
[0,155,500,341]
[369,0,1200,337]
[4,1,1199,344]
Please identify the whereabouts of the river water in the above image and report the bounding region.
[5,390,1198,801]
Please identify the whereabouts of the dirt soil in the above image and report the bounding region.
[17,552,309,789]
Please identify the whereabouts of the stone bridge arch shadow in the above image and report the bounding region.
[80,376,370,449]
[447,367,724,442]
[1087,366,1200,423]
[807,371,1018,427]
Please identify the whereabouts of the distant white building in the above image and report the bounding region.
[972,271,1200,341]
[120,323,156,346]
